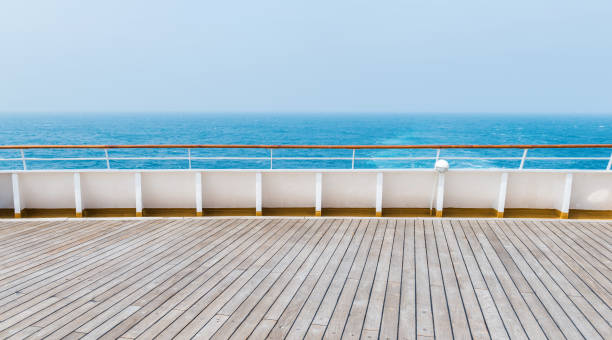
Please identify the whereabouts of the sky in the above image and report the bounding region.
[0,0,611,114]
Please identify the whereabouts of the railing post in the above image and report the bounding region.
[255,172,262,216]
[105,149,110,169]
[20,149,26,170]
[315,172,322,216]
[195,172,202,216]
[560,173,573,219]
[519,149,528,170]
[270,149,273,169]
[607,152,612,171]
[74,172,83,217]
[188,148,192,169]
[11,173,21,218]
[496,172,508,218]
[135,172,143,217]
[435,149,440,165]
[376,172,383,217]
[435,172,445,217]
[351,149,355,169]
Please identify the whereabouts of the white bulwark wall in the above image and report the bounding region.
[1,169,611,217]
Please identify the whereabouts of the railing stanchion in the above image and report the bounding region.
[519,149,528,170]
[435,149,441,167]
[20,149,26,170]
[351,149,355,169]
[188,148,192,169]
[104,149,110,169]
[607,152,612,171]
[270,149,273,169]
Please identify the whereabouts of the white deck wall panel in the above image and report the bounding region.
[262,173,315,208]
[81,173,136,209]
[0,174,13,209]
[505,172,565,209]
[570,173,612,210]
[20,173,74,209]
[203,172,254,208]
[1,170,611,212]
[142,172,195,208]
[445,171,500,209]
[382,172,434,208]
[322,173,376,208]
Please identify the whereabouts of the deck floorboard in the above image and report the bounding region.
[0,217,610,339]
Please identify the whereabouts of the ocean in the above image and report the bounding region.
[0,113,611,170]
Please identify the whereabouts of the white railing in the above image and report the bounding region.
[0,144,611,170]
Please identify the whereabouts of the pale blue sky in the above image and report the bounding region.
[1,0,610,113]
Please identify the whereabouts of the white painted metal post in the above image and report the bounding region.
[496,172,508,218]
[351,149,355,169]
[195,172,203,216]
[270,150,273,169]
[255,172,262,216]
[435,172,445,217]
[74,172,83,217]
[519,149,528,170]
[11,173,21,218]
[607,152,612,171]
[135,172,143,217]
[188,148,192,169]
[376,172,383,217]
[429,173,437,216]
[20,149,27,170]
[105,149,110,169]
[560,173,573,219]
[315,172,322,216]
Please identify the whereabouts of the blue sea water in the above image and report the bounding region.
[0,113,611,170]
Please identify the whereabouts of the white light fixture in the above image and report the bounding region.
[435,159,449,173]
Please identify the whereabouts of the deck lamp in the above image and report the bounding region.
[435,159,449,173]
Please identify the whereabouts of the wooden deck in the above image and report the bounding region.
[0,218,610,339]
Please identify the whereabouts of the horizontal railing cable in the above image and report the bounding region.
[0,144,611,170]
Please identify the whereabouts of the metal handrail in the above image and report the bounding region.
[0,144,612,149]
[0,144,611,171]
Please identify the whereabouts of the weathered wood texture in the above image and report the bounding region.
[0,218,610,339]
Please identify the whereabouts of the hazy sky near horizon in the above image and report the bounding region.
[1,0,611,113]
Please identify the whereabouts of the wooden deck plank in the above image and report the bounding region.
[0,219,195,314]
[172,219,340,339]
[99,219,282,339]
[504,220,612,337]
[523,221,612,303]
[478,220,574,339]
[323,220,380,340]
[124,218,303,339]
[440,220,491,340]
[0,217,610,339]
[423,219,453,339]
[467,220,549,339]
[489,220,605,339]
[432,220,472,339]
[397,219,417,340]
[358,219,395,339]
[0,219,210,337]
[182,219,335,339]
[263,219,356,339]
[339,220,386,339]
[27,219,242,339]
[547,221,612,269]
[104,218,282,338]
[458,220,528,339]
[227,219,361,339]
[379,219,403,340]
